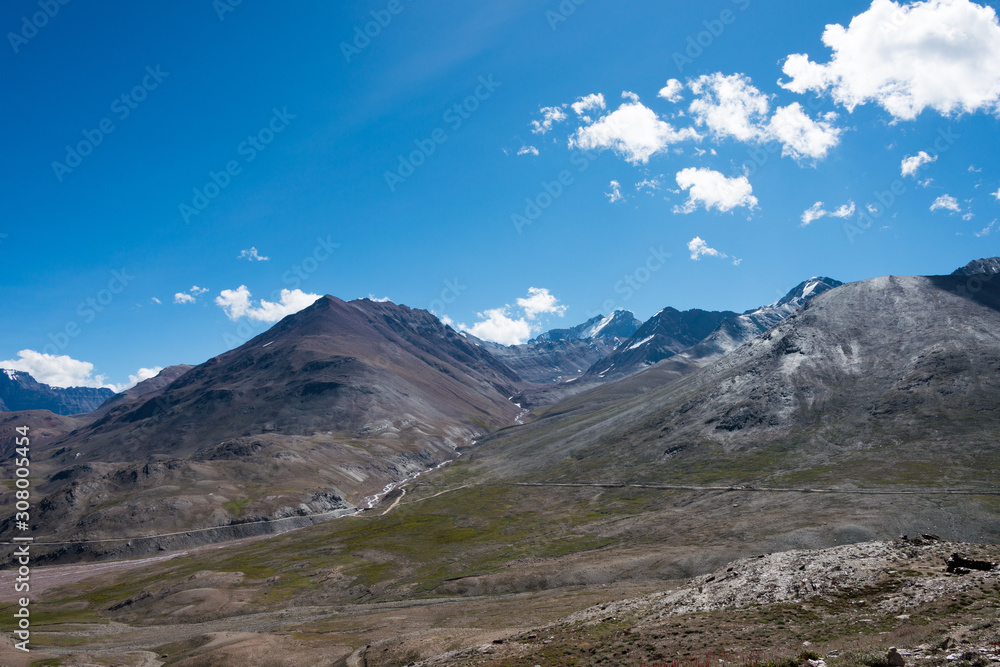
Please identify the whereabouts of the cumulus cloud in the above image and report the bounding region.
[687,237,727,261]
[658,79,684,103]
[674,168,758,214]
[607,180,624,203]
[800,200,856,226]
[930,194,962,213]
[901,151,938,177]
[460,288,567,345]
[462,308,533,346]
[517,145,539,156]
[570,98,700,164]
[215,285,321,322]
[516,287,567,319]
[174,286,209,305]
[767,103,844,161]
[571,93,606,117]
[238,247,269,262]
[367,295,392,302]
[689,73,771,142]
[780,0,1000,120]
[0,350,112,389]
[531,106,568,134]
[976,219,998,237]
[687,73,843,160]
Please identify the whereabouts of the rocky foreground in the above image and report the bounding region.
[422,537,1000,667]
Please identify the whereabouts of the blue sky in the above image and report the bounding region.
[2,0,999,389]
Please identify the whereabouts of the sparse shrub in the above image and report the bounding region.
[833,648,890,667]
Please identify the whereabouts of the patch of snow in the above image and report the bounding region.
[262,341,274,348]
[585,313,616,338]
[626,335,655,351]
[3,369,18,381]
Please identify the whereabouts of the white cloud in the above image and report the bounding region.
[780,0,1000,120]
[607,180,623,203]
[687,237,728,261]
[517,145,539,156]
[993,187,1000,201]
[976,219,998,237]
[0,350,115,389]
[120,366,164,392]
[238,247,270,262]
[833,202,857,218]
[621,90,641,103]
[516,287,567,319]
[800,200,856,226]
[460,288,567,344]
[901,150,938,177]
[688,73,843,160]
[570,99,700,164]
[688,73,771,142]
[150,297,162,305]
[215,285,321,322]
[674,168,758,214]
[462,308,533,346]
[367,294,392,302]
[635,178,661,193]
[767,103,844,161]
[658,79,685,103]
[930,194,961,213]
[571,93,606,117]
[531,106,568,134]
[174,285,208,304]
[801,201,828,227]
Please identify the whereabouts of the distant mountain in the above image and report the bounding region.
[0,369,114,415]
[585,307,739,379]
[533,311,642,343]
[2,297,525,561]
[468,310,642,384]
[681,277,843,361]
[952,256,1000,276]
[470,272,1000,493]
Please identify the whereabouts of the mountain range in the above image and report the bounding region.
[0,259,997,564]
[3,258,1000,666]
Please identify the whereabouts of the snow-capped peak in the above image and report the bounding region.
[3,369,20,381]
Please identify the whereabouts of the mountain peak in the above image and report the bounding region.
[952,257,1000,277]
